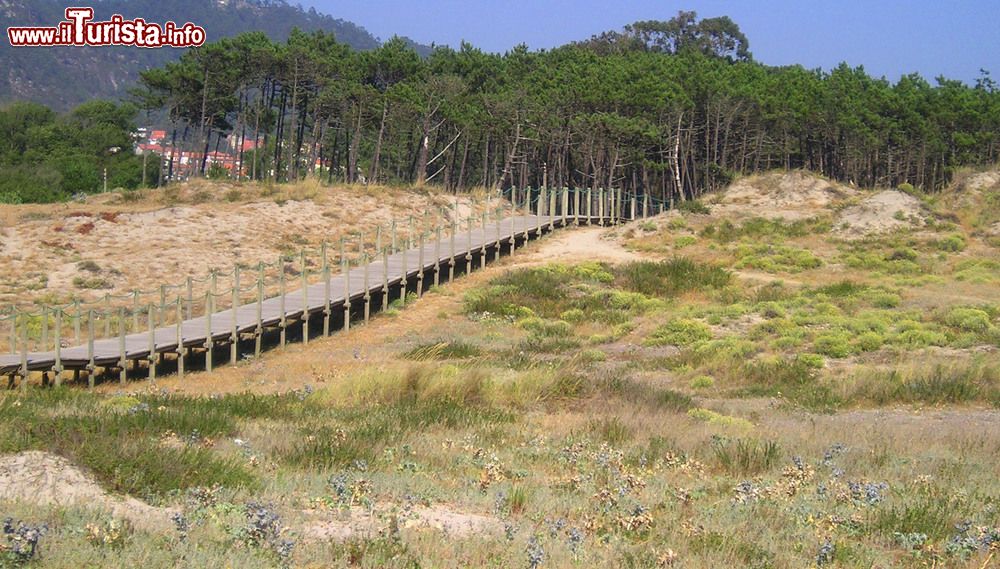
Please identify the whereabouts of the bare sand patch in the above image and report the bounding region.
[711,171,858,220]
[0,451,175,530]
[835,190,929,237]
[301,503,503,541]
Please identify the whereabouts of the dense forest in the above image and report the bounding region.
[131,11,1000,200]
[0,0,430,110]
[3,11,1000,203]
[0,100,157,203]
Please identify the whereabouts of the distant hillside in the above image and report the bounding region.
[0,0,428,110]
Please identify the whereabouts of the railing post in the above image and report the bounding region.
[159,285,167,327]
[176,297,184,381]
[205,291,214,372]
[631,193,637,221]
[131,291,140,332]
[342,238,350,331]
[562,187,568,225]
[301,250,310,345]
[400,226,408,305]
[549,187,556,229]
[449,219,456,282]
[521,192,529,243]
[391,219,398,254]
[278,256,286,348]
[231,265,241,363]
[537,187,544,235]
[8,311,15,355]
[256,263,264,355]
[382,245,390,310]
[186,277,194,320]
[479,211,487,269]
[434,223,442,288]
[587,188,593,224]
[103,294,111,338]
[465,212,473,273]
[118,307,126,384]
[74,299,82,344]
[510,200,517,253]
[19,320,28,391]
[54,309,63,386]
[363,253,371,322]
[87,309,96,388]
[147,304,156,382]
[322,243,331,337]
[495,205,502,262]
[574,188,581,226]
[644,193,649,219]
[41,307,49,352]
[417,231,425,297]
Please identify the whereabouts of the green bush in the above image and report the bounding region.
[690,375,716,389]
[676,199,710,215]
[866,290,902,308]
[892,329,949,348]
[943,307,994,333]
[735,244,822,273]
[854,332,886,352]
[674,236,698,249]
[814,333,854,358]
[936,234,966,252]
[796,353,826,368]
[646,319,712,347]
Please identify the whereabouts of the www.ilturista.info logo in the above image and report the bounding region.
[7,7,206,48]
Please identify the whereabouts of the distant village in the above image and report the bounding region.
[133,127,268,181]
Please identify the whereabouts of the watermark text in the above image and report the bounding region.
[7,8,206,48]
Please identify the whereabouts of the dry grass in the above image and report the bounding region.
[2,171,999,568]
[0,178,500,314]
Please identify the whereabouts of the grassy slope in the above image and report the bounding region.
[2,173,999,568]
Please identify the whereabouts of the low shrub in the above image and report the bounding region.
[646,319,712,347]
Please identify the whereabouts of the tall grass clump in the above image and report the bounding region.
[711,437,782,475]
[614,258,731,298]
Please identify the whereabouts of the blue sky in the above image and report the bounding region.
[299,0,999,83]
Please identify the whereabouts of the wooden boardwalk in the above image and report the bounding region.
[0,206,637,385]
